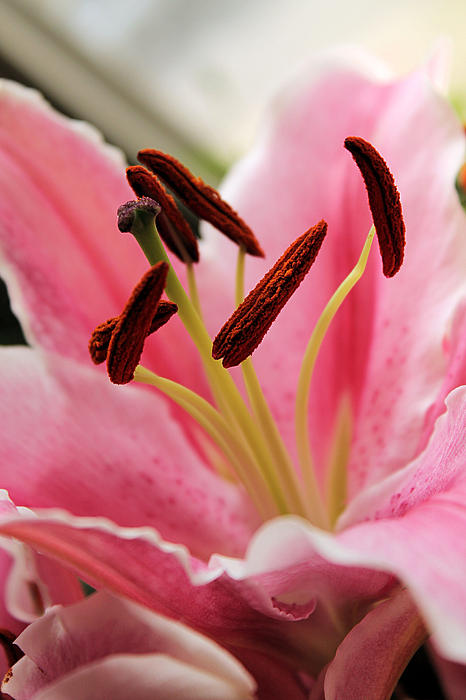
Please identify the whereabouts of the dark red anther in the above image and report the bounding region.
[126,166,199,263]
[344,136,405,277]
[213,220,327,368]
[106,262,170,384]
[137,149,264,257]
[89,300,177,366]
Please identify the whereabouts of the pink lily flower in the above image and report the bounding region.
[0,49,465,698]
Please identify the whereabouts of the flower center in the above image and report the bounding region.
[90,138,405,531]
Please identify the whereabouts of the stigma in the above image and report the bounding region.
[89,138,405,528]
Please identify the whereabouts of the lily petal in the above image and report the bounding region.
[340,386,466,526]
[29,655,254,700]
[4,591,255,700]
[0,80,209,395]
[0,346,258,560]
[323,589,426,700]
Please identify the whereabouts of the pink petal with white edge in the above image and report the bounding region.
[5,591,255,700]
[0,492,82,624]
[339,386,466,527]
[239,499,466,662]
[0,346,258,560]
[2,540,82,622]
[196,52,466,491]
[323,589,426,700]
[30,655,254,700]
[0,80,134,356]
[0,500,392,678]
[0,80,209,394]
[0,511,386,698]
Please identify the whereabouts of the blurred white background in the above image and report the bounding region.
[0,0,464,179]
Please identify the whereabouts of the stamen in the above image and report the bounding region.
[295,227,375,529]
[89,300,178,365]
[126,166,199,263]
[137,149,264,257]
[212,220,327,368]
[117,197,161,233]
[106,262,171,384]
[344,136,405,277]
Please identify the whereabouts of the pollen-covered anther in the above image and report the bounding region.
[105,262,173,384]
[117,197,161,233]
[126,166,199,263]
[137,149,264,257]
[344,136,405,277]
[89,300,178,365]
[213,219,327,368]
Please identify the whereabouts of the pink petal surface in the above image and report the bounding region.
[196,54,466,494]
[339,386,466,526]
[0,79,208,395]
[26,655,253,700]
[5,591,255,700]
[0,346,258,560]
[323,589,426,700]
[29,655,253,700]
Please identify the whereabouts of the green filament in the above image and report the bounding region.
[295,226,375,525]
[235,246,311,518]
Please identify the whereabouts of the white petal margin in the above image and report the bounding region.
[4,591,256,700]
[0,79,126,168]
[32,655,255,700]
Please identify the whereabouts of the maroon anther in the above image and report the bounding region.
[137,149,264,257]
[213,220,327,367]
[126,166,199,263]
[344,136,405,277]
[103,262,173,384]
[89,300,178,366]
